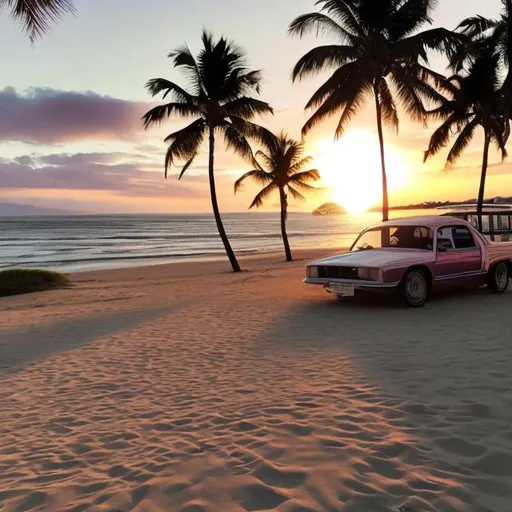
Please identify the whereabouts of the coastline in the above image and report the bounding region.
[70,248,339,280]
[0,211,366,274]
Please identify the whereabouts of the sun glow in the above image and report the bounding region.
[314,130,410,214]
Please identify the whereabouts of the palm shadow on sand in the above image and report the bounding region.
[0,305,173,377]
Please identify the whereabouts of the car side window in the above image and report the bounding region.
[438,226,477,250]
[451,226,476,249]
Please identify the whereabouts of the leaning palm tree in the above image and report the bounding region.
[234,132,320,262]
[424,50,510,232]
[142,31,273,272]
[289,0,462,221]
[3,0,76,41]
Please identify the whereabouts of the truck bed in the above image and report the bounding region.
[487,242,512,267]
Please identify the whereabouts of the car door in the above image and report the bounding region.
[434,225,484,286]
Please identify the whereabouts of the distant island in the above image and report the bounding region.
[313,203,348,216]
[0,202,78,217]
[313,197,512,215]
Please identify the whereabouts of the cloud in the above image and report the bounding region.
[0,87,149,144]
[0,151,204,199]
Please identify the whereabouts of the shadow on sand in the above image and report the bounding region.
[0,305,173,376]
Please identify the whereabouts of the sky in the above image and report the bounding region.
[0,0,508,214]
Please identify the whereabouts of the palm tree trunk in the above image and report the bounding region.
[208,126,241,272]
[505,0,512,111]
[477,131,491,233]
[373,80,390,222]
[279,186,292,262]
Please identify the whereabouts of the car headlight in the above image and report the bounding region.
[307,266,319,278]
[357,268,381,281]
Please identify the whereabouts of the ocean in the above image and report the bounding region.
[0,210,437,273]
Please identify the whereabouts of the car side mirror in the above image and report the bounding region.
[437,245,447,253]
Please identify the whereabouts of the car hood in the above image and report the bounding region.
[310,249,433,268]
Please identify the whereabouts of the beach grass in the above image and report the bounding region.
[0,269,69,297]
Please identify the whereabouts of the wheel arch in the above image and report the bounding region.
[401,265,433,290]
[489,258,512,273]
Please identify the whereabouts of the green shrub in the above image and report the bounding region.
[0,269,70,297]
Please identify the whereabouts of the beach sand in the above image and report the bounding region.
[1,249,512,512]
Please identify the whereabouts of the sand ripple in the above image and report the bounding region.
[1,255,512,511]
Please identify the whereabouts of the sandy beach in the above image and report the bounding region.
[1,250,512,512]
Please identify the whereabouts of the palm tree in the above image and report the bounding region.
[234,132,320,261]
[289,0,461,221]
[3,0,76,41]
[453,0,512,118]
[142,31,273,273]
[455,0,512,86]
[424,50,510,232]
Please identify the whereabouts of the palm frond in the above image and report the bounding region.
[288,181,317,192]
[396,28,465,64]
[292,45,357,81]
[142,103,200,129]
[334,81,373,138]
[446,120,478,165]
[168,44,204,96]
[488,118,510,159]
[196,32,263,103]
[287,185,306,202]
[289,156,313,175]
[377,79,399,133]
[249,182,278,209]
[3,0,76,41]
[280,139,304,173]
[490,131,509,160]
[255,150,275,171]
[144,78,194,103]
[288,169,321,184]
[175,153,197,180]
[221,69,263,100]
[303,89,348,136]
[288,11,356,43]
[224,97,273,119]
[391,67,431,125]
[302,62,373,137]
[162,119,206,177]
[236,70,263,95]
[424,116,456,161]
[304,60,362,110]
[234,169,273,193]
[416,65,455,96]
[316,0,364,38]
[388,0,433,40]
[229,117,276,148]
[222,124,255,164]
[456,15,498,37]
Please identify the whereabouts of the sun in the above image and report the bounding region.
[313,130,410,214]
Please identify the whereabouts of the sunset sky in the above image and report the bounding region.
[0,0,508,214]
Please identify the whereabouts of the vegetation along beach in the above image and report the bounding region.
[2,1,512,511]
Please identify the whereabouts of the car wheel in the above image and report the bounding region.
[487,262,509,293]
[402,269,428,307]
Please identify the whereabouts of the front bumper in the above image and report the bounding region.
[304,277,400,291]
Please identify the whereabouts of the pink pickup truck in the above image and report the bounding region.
[304,215,512,307]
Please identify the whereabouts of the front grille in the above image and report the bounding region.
[318,266,359,280]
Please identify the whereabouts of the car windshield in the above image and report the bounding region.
[350,225,433,252]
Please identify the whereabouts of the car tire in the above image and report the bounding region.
[401,269,428,307]
[487,261,509,293]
